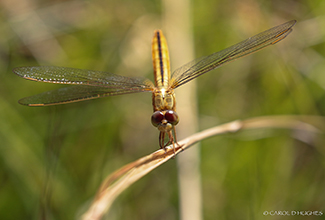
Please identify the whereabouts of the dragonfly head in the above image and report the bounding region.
[151,110,179,132]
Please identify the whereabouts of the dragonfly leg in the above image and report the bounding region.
[173,127,183,152]
[166,131,177,156]
[159,132,167,152]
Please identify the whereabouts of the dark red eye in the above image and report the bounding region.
[165,110,179,125]
[151,111,164,127]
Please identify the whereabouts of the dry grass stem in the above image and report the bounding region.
[81,115,324,220]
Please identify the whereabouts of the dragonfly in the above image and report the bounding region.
[14,20,296,153]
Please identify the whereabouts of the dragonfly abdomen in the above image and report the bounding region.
[152,30,171,88]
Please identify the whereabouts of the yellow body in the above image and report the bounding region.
[151,30,176,112]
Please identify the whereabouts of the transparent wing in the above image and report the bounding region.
[13,66,154,106]
[18,85,154,106]
[170,20,296,88]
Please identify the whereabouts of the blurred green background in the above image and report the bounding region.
[1,0,325,219]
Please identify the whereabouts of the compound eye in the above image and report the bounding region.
[165,110,179,125]
[151,111,164,127]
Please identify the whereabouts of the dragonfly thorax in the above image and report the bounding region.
[152,88,176,112]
